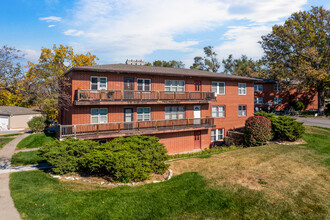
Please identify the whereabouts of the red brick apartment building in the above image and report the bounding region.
[254,79,318,112]
[59,64,256,154]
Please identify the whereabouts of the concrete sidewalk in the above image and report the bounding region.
[0,133,30,220]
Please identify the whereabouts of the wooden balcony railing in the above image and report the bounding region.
[75,90,215,104]
[59,117,214,139]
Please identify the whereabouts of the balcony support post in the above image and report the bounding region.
[59,125,62,139]
[118,124,120,132]
[74,125,76,138]
[174,92,176,100]
[97,124,99,135]
[187,119,189,128]
[121,90,123,101]
[138,122,140,131]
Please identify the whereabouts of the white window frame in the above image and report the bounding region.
[254,84,263,92]
[274,97,282,104]
[90,76,107,90]
[91,108,108,124]
[137,79,151,91]
[274,84,282,92]
[137,107,151,121]
[212,105,225,118]
[254,97,263,104]
[164,80,185,92]
[165,106,185,120]
[212,82,225,95]
[211,129,224,142]
[238,105,247,116]
[238,83,247,95]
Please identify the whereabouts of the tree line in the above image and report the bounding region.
[0,6,328,116]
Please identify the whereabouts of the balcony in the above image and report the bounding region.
[74,90,216,105]
[59,117,214,140]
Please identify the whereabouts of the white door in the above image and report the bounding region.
[0,117,9,131]
[194,106,201,124]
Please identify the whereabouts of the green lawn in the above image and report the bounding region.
[11,150,46,166]
[0,133,23,137]
[16,133,55,150]
[10,126,330,219]
[0,137,14,150]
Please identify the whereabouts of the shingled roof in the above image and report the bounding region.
[66,64,258,81]
[0,106,42,116]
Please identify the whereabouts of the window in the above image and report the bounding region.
[91,77,107,90]
[137,107,151,121]
[254,84,263,92]
[212,106,225,117]
[211,129,224,142]
[212,82,225,95]
[137,79,151,91]
[238,83,246,95]
[165,106,185,120]
[274,97,282,104]
[254,97,263,104]
[238,105,246,116]
[165,80,185,92]
[274,84,282,92]
[91,108,108,124]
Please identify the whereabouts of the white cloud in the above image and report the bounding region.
[215,25,270,62]
[22,49,40,62]
[39,16,62,22]
[64,29,84,36]
[48,25,55,28]
[62,0,308,63]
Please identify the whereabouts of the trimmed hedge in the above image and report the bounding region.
[254,112,305,141]
[244,116,272,146]
[41,135,169,182]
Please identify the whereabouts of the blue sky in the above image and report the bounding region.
[1,0,328,68]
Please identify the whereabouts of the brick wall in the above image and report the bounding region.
[61,70,254,153]
[254,83,318,111]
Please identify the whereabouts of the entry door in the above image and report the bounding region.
[194,131,201,149]
[194,106,201,125]
[124,108,134,130]
[124,78,134,99]
[194,81,201,91]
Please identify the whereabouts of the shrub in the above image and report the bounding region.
[255,111,305,141]
[290,100,305,111]
[41,135,169,182]
[84,136,169,182]
[271,116,305,141]
[244,116,272,146]
[40,137,97,174]
[27,116,47,133]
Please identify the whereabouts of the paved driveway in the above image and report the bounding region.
[296,117,330,128]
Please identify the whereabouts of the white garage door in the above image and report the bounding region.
[0,117,9,131]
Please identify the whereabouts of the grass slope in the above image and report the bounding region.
[11,150,46,166]
[0,137,14,150]
[0,133,23,137]
[16,133,55,150]
[10,126,330,219]
[10,171,307,220]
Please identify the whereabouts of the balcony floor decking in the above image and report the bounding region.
[59,118,215,140]
[74,90,216,105]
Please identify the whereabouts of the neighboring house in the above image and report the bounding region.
[254,79,318,112]
[0,106,42,131]
[59,64,255,154]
